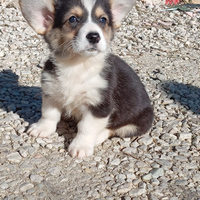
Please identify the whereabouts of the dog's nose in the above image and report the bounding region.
[86,32,100,44]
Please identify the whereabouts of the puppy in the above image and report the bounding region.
[20,0,154,158]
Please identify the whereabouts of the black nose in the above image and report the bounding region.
[86,32,100,44]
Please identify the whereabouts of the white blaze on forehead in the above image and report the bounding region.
[81,0,96,22]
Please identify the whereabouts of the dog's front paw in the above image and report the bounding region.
[68,137,94,158]
[27,120,57,138]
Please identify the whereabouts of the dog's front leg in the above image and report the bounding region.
[27,95,61,138]
[68,111,109,158]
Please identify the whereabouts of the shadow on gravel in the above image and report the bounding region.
[0,70,42,123]
[0,69,77,145]
[161,81,200,115]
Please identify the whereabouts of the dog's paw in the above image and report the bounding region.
[27,120,56,138]
[68,138,94,158]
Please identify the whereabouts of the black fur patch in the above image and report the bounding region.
[89,54,154,136]
[41,59,57,85]
[53,0,88,29]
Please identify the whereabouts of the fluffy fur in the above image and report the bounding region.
[20,0,154,158]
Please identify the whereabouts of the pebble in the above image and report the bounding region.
[123,147,138,155]
[192,174,200,182]
[7,152,22,163]
[110,158,121,166]
[178,132,192,141]
[0,183,9,190]
[117,183,132,193]
[138,136,153,146]
[19,182,34,192]
[36,138,46,147]
[150,168,164,178]
[149,194,159,200]
[19,148,28,158]
[30,174,43,183]
[142,173,152,181]
[129,188,146,197]
[48,166,61,176]
[150,178,160,186]
[175,180,188,186]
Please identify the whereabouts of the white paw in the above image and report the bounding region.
[68,137,94,158]
[27,119,57,138]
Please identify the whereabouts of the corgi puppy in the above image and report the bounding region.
[19,0,154,158]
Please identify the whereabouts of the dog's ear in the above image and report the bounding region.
[111,0,136,29]
[19,0,55,35]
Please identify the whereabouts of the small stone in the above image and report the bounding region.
[36,138,46,147]
[0,51,5,57]
[170,197,178,200]
[126,173,136,179]
[178,132,191,141]
[155,159,172,168]
[19,182,34,192]
[20,163,34,170]
[17,127,26,134]
[117,183,132,193]
[142,173,152,181]
[151,163,160,168]
[97,163,105,169]
[19,148,28,158]
[0,183,9,190]
[130,141,139,148]
[150,168,164,178]
[115,174,126,179]
[122,147,137,155]
[150,178,160,186]
[46,144,53,149]
[174,156,187,161]
[122,197,131,200]
[129,188,146,197]
[30,174,43,183]
[24,195,35,200]
[175,145,190,152]
[175,180,187,186]
[105,197,114,200]
[110,158,121,165]
[94,156,101,162]
[193,174,200,182]
[149,194,159,200]
[135,161,148,168]
[48,166,61,176]
[7,152,22,163]
[43,138,53,143]
[192,136,200,147]
[138,136,153,146]
[14,196,24,200]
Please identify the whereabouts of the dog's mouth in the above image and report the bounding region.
[86,47,98,52]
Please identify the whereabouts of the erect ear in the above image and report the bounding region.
[111,0,136,29]
[19,0,55,35]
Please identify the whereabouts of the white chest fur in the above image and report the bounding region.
[42,54,108,116]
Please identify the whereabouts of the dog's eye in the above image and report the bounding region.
[99,17,107,24]
[69,16,78,23]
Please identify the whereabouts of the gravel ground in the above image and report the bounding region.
[0,0,200,199]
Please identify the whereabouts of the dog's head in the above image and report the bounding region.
[20,0,135,58]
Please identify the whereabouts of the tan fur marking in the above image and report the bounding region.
[95,7,105,18]
[68,6,83,17]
